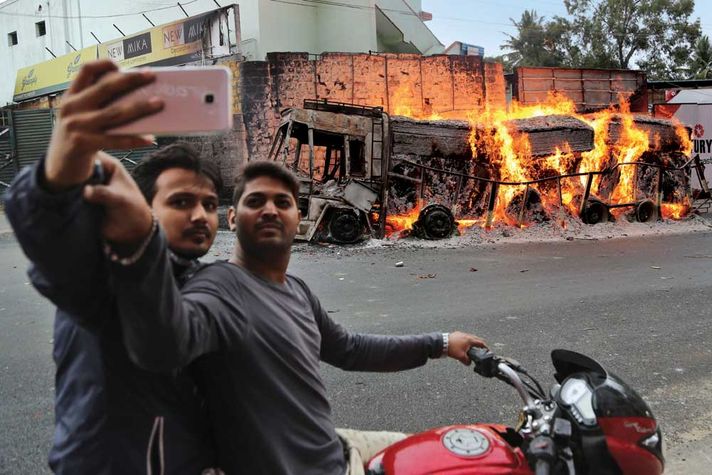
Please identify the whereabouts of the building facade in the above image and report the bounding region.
[0,0,443,105]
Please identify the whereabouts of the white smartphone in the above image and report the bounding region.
[107,66,233,136]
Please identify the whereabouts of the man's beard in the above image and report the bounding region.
[236,223,293,260]
[170,246,208,260]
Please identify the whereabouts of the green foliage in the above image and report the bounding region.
[501,10,568,70]
[501,1,701,80]
[687,35,712,79]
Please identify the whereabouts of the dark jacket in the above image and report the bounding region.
[5,161,215,474]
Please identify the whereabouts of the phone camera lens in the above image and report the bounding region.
[205,93,214,104]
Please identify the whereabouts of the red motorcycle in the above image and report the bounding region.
[366,348,663,475]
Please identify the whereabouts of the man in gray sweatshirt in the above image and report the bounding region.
[84,145,488,474]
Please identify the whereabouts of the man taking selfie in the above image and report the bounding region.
[82,150,489,473]
[5,60,221,474]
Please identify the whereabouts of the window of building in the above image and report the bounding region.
[35,21,46,37]
[8,31,18,46]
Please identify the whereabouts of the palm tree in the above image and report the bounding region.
[689,35,712,79]
[502,10,565,68]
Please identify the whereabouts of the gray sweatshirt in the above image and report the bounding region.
[112,231,443,475]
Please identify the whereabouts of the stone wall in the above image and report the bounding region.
[238,52,505,166]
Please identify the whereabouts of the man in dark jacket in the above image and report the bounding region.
[6,60,221,474]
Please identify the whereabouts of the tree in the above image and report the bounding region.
[562,0,701,79]
[687,35,712,79]
[501,10,568,70]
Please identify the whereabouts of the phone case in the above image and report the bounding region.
[107,66,233,136]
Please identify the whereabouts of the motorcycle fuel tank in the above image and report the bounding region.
[370,424,532,475]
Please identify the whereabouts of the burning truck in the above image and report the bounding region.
[267,96,694,244]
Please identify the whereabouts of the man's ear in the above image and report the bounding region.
[227,205,237,232]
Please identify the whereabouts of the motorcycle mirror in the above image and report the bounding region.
[551,349,606,383]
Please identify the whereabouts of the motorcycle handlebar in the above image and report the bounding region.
[467,347,499,377]
[467,347,536,408]
[469,349,558,474]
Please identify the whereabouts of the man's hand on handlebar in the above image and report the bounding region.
[447,332,488,365]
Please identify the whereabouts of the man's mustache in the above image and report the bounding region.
[183,224,212,238]
[255,220,284,231]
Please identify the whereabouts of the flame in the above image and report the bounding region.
[542,145,579,214]
[674,121,693,156]
[456,218,482,233]
[661,201,690,220]
[467,92,580,226]
[385,202,421,235]
[579,112,613,191]
[386,91,691,233]
[609,101,650,210]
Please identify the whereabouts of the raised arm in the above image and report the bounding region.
[108,227,230,372]
[5,60,162,323]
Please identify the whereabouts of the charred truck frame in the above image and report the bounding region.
[268,100,698,243]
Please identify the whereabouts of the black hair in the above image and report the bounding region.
[232,160,299,206]
[131,143,223,203]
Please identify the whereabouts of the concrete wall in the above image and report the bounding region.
[255,0,317,60]
[315,0,377,54]
[0,0,76,106]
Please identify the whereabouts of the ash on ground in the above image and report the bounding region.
[363,214,712,251]
[206,215,712,261]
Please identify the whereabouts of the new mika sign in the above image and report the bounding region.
[98,11,216,68]
[11,6,233,103]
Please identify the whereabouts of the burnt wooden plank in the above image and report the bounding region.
[505,115,594,157]
[389,114,595,160]
[605,114,690,152]
[390,117,472,158]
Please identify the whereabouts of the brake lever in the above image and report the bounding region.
[502,356,524,371]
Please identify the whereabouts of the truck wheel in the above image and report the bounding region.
[581,199,608,225]
[417,204,455,239]
[329,210,362,244]
[636,199,656,223]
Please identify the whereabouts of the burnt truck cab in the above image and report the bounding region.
[268,100,390,243]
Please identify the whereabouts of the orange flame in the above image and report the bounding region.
[385,202,421,235]
[467,92,581,226]
[674,121,693,156]
[578,112,613,191]
[385,90,691,232]
[609,101,650,210]
[661,201,690,220]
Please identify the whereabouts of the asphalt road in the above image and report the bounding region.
[1,229,711,473]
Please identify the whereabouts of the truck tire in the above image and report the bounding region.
[329,210,362,244]
[416,204,455,239]
[581,199,608,225]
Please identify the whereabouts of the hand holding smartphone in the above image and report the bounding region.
[107,66,233,136]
